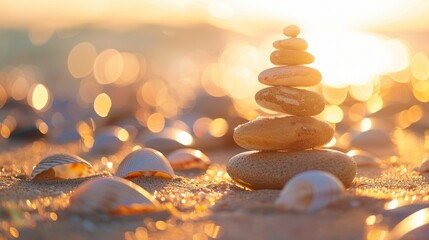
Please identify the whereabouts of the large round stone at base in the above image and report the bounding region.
[227,149,356,190]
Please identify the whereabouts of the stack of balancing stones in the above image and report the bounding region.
[227,25,356,190]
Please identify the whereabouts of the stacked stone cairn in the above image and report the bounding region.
[227,25,356,190]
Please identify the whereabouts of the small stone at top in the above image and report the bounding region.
[283,25,300,37]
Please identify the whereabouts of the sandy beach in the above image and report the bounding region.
[1,141,428,240]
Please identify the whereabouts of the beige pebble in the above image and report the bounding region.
[227,149,356,189]
[255,86,324,116]
[283,25,300,37]
[273,38,308,51]
[233,116,334,151]
[270,50,314,65]
[258,66,321,87]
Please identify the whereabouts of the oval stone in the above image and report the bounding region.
[255,86,325,116]
[258,66,321,87]
[283,25,300,37]
[273,38,308,51]
[227,149,356,189]
[270,50,314,65]
[233,116,334,151]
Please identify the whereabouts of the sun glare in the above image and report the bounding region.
[306,31,409,87]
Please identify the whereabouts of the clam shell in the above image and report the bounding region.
[31,153,94,181]
[419,159,429,173]
[91,126,128,154]
[346,149,381,167]
[115,148,175,179]
[275,170,345,212]
[69,176,160,214]
[167,148,211,170]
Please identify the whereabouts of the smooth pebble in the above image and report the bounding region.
[283,25,300,37]
[273,38,308,51]
[233,116,334,151]
[270,50,314,65]
[258,66,322,87]
[255,86,324,116]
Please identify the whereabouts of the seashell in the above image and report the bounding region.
[143,128,194,152]
[31,153,94,181]
[91,126,129,154]
[387,207,429,240]
[275,170,345,212]
[419,159,429,173]
[346,149,381,167]
[69,176,160,214]
[167,148,211,170]
[115,148,175,179]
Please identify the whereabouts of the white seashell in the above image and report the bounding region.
[143,127,194,152]
[419,159,429,173]
[275,170,345,212]
[69,176,160,214]
[31,153,95,181]
[346,149,381,167]
[91,126,129,154]
[115,148,175,179]
[167,148,211,170]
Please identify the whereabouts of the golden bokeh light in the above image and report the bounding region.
[11,76,29,100]
[385,39,410,73]
[93,49,124,85]
[208,118,229,137]
[28,28,53,45]
[413,80,429,102]
[193,117,212,138]
[116,52,141,86]
[366,94,383,114]
[365,215,377,226]
[322,86,348,105]
[324,137,337,148]
[322,105,344,123]
[36,119,49,134]
[174,130,193,146]
[137,80,168,107]
[93,93,112,117]
[115,128,129,142]
[147,113,165,133]
[201,64,228,97]
[29,83,50,111]
[410,52,429,81]
[360,118,372,132]
[397,105,423,128]
[8,227,19,238]
[349,82,374,101]
[0,85,7,108]
[68,42,98,79]
[390,68,410,83]
[408,105,423,122]
[0,124,11,139]
[132,145,142,151]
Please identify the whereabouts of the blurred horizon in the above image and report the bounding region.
[1,0,429,33]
